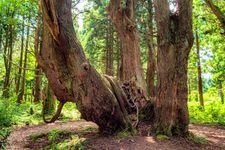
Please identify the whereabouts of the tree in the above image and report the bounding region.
[107,0,148,104]
[145,0,156,98]
[195,31,204,107]
[153,0,194,136]
[38,0,139,134]
[205,0,225,32]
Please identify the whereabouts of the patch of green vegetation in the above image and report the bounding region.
[44,134,87,150]
[29,132,46,141]
[0,127,12,149]
[80,125,97,133]
[48,129,61,142]
[156,134,169,141]
[116,128,137,139]
[189,100,225,126]
[188,132,208,144]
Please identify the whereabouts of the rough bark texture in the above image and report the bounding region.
[153,0,194,136]
[39,0,135,134]
[146,0,156,98]
[196,31,204,107]
[205,0,225,32]
[107,0,148,107]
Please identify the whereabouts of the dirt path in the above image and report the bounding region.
[6,121,225,150]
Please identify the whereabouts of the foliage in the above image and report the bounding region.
[45,134,87,150]
[189,100,225,126]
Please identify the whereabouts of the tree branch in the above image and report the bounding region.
[205,0,225,31]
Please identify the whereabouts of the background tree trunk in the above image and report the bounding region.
[107,0,148,109]
[33,14,42,103]
[196,31,204,107]
[17,16,30,103]
[2,11,14,98]
[105,20,114,76]
[16,17,25,94]
[218,81,224,104]
[39,0,133,134]
[146,0,156,98]
[153,0,194,136]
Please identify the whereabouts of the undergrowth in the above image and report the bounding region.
[189,100,225,126]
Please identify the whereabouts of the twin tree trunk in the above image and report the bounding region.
[153,0,194,136]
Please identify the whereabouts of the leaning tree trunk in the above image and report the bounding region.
[153,0,194,136]
[39,0,135,134]
[107,0,148,108]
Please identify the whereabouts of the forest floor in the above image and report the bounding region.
[6,120,225,150]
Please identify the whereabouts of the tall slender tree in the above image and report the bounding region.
[195,31,204,107]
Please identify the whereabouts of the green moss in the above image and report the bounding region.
[156,134,169,141]
[188,132,208,144]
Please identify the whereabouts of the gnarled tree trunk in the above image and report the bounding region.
[153,0,194,136]
[39,0,135,134]
[107,0,148,102]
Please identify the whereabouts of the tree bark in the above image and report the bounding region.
[196,31,204,107]
[107,0,148,109]
[146,0,156,98]
[39,0,133,134]
[153,0,194,136]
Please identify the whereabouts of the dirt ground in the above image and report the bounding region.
[6,120,225,150]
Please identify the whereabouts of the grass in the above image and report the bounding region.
[45,135,87,150]
[188,132,208,144]
[29,130,87,150]
[188,100,225,126]
[156,134,169,141]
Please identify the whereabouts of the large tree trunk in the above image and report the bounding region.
[107,0,148,109]
[146,0,156,98]
[153,0,194,136]
[196,31,204,107]
[39,0,135,134]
